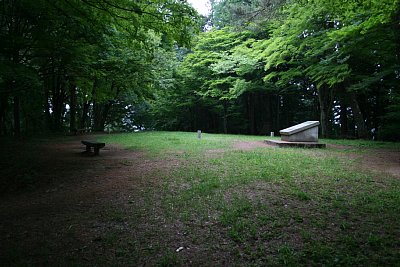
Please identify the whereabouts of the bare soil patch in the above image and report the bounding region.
[0,136,180,265]
[358,150,400,178]
[325,145,400,178]
[233,141,400,178]
[233,140,274,150]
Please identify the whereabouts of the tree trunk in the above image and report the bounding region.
[101,103,111,130]
[80,102,90,129]
[276,94,280,131]
[317,86,334,138]
[0,93,8,135]
[69,82,77,132]
[93,100,102,131]
[337,87,348,137]
[43,77,52,131]
[349,92,368,139]
[51,74,67,131]
[93,101,112,132]
[263,94,272,135]
[247,93,255,135]
[340,99,348,137]
[319,102,328,137]
[13,95,21,136]
[223,100,228,134]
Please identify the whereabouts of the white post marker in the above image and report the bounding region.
[270,132,274,137]
[197,130,202,139]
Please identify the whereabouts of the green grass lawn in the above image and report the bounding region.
[96,131,400,266]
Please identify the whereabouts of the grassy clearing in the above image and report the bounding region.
[2,132,398,266]
[98,131,400,153]
[96,131,400,266]
[99,131,268,156]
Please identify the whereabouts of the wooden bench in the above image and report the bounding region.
[81,140,105,155]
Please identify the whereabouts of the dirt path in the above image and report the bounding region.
[232,140,274,150]
[357,149,400,178]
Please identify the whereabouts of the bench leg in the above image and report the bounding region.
[94,147,100,155]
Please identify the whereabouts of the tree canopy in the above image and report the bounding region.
[150,0,399,140]
[0,0,199,135]
[1,0,399,140]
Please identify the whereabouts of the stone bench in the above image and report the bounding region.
[81,140,105,155]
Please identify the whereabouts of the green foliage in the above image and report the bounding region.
[210,0,286,29]
[1,0,399,140]
[0,0,200,135]
[161,0,400,139]
[150,26,288,134]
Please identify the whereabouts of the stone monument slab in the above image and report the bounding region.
[280,121,320,142]
[265,121,326,148]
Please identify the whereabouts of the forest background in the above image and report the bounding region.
[1,0,399,140]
